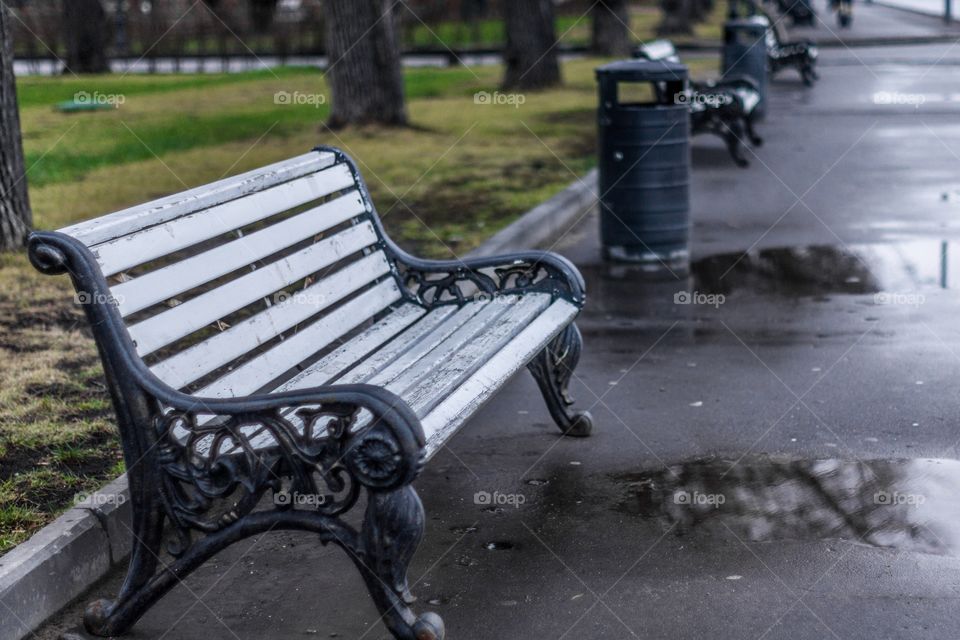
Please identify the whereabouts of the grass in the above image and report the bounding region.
[1,52,717,554]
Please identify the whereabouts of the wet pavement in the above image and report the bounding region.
[37,25,960,640]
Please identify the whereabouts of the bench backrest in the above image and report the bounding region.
[58,149,404,398]
[635,40,681,63]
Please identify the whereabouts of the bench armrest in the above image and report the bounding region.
[394,250,586,308]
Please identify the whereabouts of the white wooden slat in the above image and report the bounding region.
[244,303,438,452]
[112,192,367,316]
[60,151,337,247]
[129,222,380,357]
[150,252,393,389]
[92,164,357,276]
[274,304,452,395]
[368,297,518,391]
[197,279,402,399]
[233,301,489,451]
[396,295,551,418]
[420,300,578,458]
[362,300,491,387]
[200,296,575,459]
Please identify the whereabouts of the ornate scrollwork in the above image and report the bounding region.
[398,256,582,307]
[152,402,419,558]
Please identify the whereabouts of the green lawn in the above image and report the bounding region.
[1,53,716,554]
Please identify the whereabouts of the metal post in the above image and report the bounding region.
[946,0,953,23]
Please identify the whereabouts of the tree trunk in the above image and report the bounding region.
[249,0,280,33]
[591,0,632,56]
[0,3,31,252]
[657,0,697,36]
[62,0,110,74]
[502,0,561,91]
[324,0,407,128]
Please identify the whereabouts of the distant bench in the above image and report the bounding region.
[762,12,819,86]
[28,146,594,640]
[635,40,763,167]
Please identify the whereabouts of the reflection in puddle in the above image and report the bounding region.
[617,457,960,556]
[691,241,954,297]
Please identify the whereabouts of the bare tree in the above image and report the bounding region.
[249,0,280,33]
[0,2,31,251]
[502,0,561,91]
[62,0,110,74]
[591,0,632,56]
[657,0,698,36]
[324,0,407,128]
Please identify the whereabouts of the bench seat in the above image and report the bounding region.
[190,293,577,459]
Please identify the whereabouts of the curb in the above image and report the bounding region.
[0,476,130,640]
[466,169,598,258]
[0,169,599,640]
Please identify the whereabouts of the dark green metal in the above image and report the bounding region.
[722,17,769,119]
[596,60,690,264]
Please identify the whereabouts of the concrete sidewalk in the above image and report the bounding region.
[37,42,960,640]
[785,0,960,44]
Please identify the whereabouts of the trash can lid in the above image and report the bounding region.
[595,59,688,82]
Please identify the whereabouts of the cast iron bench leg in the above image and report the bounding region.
[528,323,593,437]
[80,487,444,639]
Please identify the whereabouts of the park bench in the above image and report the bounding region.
[28,146,593,640]
[761,12,819,86]
[635,40,763,167]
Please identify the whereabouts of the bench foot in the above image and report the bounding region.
[360,487,446,640]
[528,323,594,438]
[77,498,445,640]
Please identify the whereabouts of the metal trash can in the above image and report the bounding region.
[596,60,690,264]
[721,16,769,118]
[778,0,816,25]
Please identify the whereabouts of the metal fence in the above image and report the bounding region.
[9,0,607,72]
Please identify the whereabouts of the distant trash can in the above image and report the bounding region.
[722,16,769,118]
[778,0,816,25]
[596,60,690,265]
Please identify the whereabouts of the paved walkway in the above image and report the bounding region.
[785,0,960,43]
[39,27,960,640]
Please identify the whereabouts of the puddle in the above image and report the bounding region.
[692,241,956,297]
[616,457,960,556]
